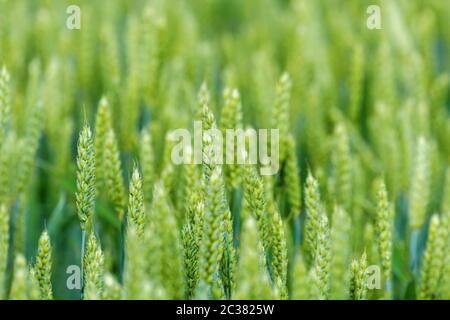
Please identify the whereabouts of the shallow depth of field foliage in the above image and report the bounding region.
[0,0,449,300]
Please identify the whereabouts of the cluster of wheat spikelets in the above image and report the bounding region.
[0,0,449,300]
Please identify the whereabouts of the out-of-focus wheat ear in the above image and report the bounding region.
[152,182,184,299]
[9,254,28,300]
[330,206,351,299]
[284,134,301,220]
[198,82,212,124]
[17,101,43,194]
[419,214,446,299]
[272,72,292,163]
[220,87,243,190]
[437,212,449,299]
[375,180,393,292]
[409,136,430,229]
[292,253,308,299]
[103,273,122,300]
[34,230,53,300]
[140,127,155,204]
[0,204,9,299]
[234,216,277,299]
[103,128,126,220]
[122,221,146,299]
[94,96,112,192]
[333,123,352,213]
[349,45,363,122]
[0,65,11,150]
[442,168,450,215]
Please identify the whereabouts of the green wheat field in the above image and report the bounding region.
[0,0,449,300]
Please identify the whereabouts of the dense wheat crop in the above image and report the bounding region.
[0,0,449,300]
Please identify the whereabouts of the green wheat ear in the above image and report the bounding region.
[9,254,28,300]
[220,87,243,190]
[272,72,292,163]
[34,230,53,300]
[182,157,204,299]
[333,123,352,212]
[0,204,9,299]
[349,251,367,300]
[76,125,96,231]
[128,165,145,238]
[104,128,126,220]
[438,212,450,299]
[94,96,112,191]
[243,166,270,255]
[17,101,43,194]
[284,134,301,220]
[375,179,393,289]
[330,206,351,299]
[140,127,155,204]
[349,45,364,121]
[419,214,446,299]
[103,273,121,300]
[442,168,450,215]
[182,222,200,299]
[199,84,219,181]
[0,65,11,150]
[314,214,331,300]
[409,136,430,229]
[219,206,236,299]
[292,253,308,299]
[304,172,323,263]
[200,166,227,289]
[235,216,277,299]
[122,221,147,299]
[151,181,184,299]
[270,208,288,299]
[83,233,105,300]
